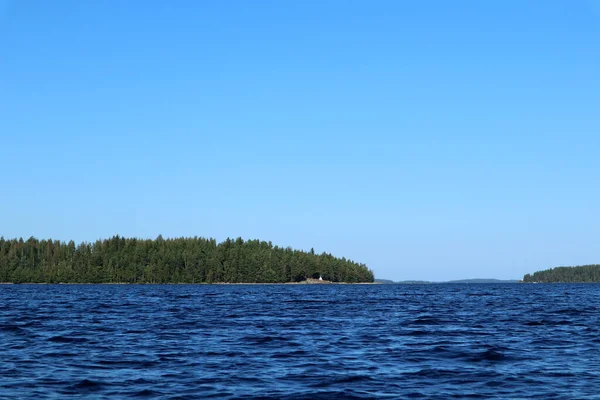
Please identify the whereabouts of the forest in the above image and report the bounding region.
[523,265,600,283]
[0,236,374,284]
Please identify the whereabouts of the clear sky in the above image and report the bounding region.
[1,1,599,281]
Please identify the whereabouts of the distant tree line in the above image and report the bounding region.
[0,236,374,284]
[523,265,600,283]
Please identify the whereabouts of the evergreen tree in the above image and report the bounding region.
[523,265,600,283]
[0,236,375,284]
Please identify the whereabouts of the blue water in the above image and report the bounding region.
[1,284,599,399]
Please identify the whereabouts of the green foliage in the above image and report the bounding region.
[0,236,374,284]
[522,265,600,283]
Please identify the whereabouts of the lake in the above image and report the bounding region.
[1,284,599,398]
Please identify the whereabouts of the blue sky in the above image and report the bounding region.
[1,1,599,281]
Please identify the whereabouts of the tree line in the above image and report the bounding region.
[523,265,600,283]
[0,236,374,284]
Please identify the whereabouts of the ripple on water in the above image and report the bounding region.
[1,284,600,398]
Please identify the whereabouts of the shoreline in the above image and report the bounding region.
[0,281,376,285]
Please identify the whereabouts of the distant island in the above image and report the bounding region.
[0,236,374,284]
[444,279,519,284]
[523,265,600,283]
[374,279,395,284]
[376,278,518,284]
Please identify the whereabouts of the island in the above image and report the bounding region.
[523,264,600,283]
[444,279,519,284]
[374,279,395,284]
[0,236,374,284]
[375,279,517,284]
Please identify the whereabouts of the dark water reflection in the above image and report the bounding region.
[1,284,599,398]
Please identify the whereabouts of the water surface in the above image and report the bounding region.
[1,284,599,398]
